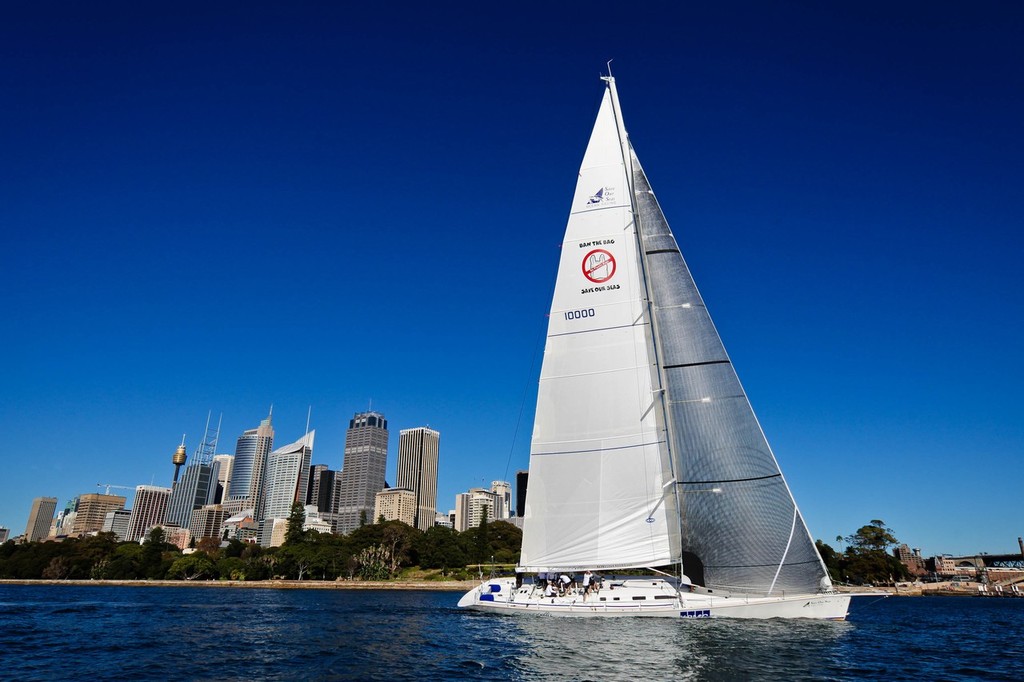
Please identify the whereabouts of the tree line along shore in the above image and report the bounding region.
[1,507,521,584]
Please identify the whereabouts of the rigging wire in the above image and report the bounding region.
[501,313,547,485]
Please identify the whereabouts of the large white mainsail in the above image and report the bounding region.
[518,84,676,572]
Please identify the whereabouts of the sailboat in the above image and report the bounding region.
[458,75,849,619]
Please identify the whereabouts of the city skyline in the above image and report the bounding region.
[2,3,1022,557]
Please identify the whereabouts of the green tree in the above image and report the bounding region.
[167,554,215,580]
[840,520,910,585]
[285,502,307,546]
[417,526,466,571]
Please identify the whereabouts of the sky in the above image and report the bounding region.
[1,2,1021,557]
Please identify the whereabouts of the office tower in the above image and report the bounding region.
[125,485,172,542]
[212,454,234,504]
[307,464,336,512]
[515,470,528,518]
[0,527,9,543]
[491,480,511,520]
[189,504,229,540]
[25,497,58,542]
[335,411,389,534]
[453,488,500,531]
[71,494,127,535]
[226,409,274,514]
[396,427,440,531]
[165,459,221,528]
[102,509,132,541]
[374,487,416,526]
[261,431,315,523]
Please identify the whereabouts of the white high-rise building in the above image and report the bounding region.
[454,488,500,532]
[212,454,234,503]
[259,431,314,546]
[396,427,440,531]
[125,485,172,542]
[491,480,511,520]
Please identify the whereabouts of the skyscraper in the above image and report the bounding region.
[335,411,389,534]
[165,460,221,528]
[212,454,234,503]
[24,497,58,542]
[396,427,440,531]
[71,494,127,535]
[306,464,336,512]
[125,485,172,542]
[515,470,528,518]
[261,431,315,523]
[225,410,274,514]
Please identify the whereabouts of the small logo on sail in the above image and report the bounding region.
[587,186,615,205]
[582,249,616,283]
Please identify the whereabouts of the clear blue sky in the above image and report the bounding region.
[2,2,1021,557]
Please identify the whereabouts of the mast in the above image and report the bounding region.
[601,75,685,570]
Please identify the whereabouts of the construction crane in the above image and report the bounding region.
[96,483,134,496]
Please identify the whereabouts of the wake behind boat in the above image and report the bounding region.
[459,74,849,620]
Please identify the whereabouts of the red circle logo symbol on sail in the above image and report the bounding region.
[582,249,616,283]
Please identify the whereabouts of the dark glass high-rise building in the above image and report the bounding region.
[165,460,221,528]
[335,411,389,534]
[516,470,529,518]
[396,427,439,531]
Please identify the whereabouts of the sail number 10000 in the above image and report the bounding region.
[564,308,596,321]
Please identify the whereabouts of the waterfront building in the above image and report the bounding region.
[225,410,274,516]
[165,460,221,529]
[335,411,389,534]
[453,488,500,532]
[261,431,315,523]
[895,544,927,576]
[212,454,234,503]
[515,470,528,517]
[71,494,127,536]
[25,497,57,542]
[491,480,511,520]
[102,509,132,541]
[396,427,440,531]
[374,487,417,526]
[189,504,229,540]
[125,485,172,543]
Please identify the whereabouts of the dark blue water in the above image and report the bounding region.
[1,586,1021,680]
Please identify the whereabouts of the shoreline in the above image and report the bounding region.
[0,578,479,591]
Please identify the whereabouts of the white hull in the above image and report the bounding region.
[458,578,850,620]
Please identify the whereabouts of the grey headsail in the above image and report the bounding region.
[630,148,831,596]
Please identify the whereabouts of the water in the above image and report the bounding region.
[1,585,1021,680]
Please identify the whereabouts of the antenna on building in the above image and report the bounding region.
[305,405,312,434]
[193,410,222,465]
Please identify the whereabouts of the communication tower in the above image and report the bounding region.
[172,434,187,482]
[193,411,222,465]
